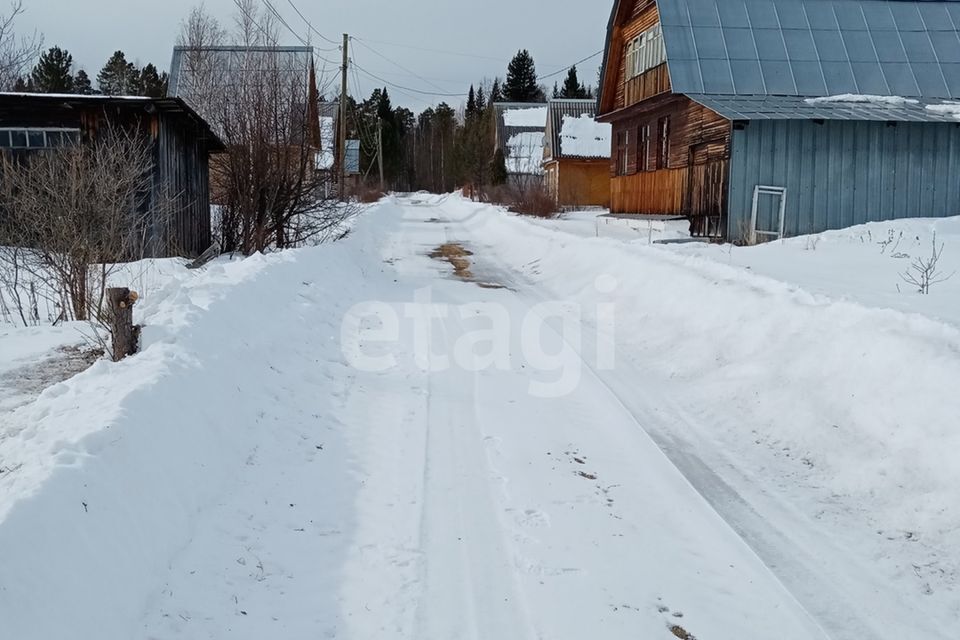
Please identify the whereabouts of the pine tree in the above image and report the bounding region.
[74,70,95,95]
[13,76,31,92]
[466,85,476,116]
[504,50,541,103]
[31,47,75,93]
[490,78,503,103]
[560,65,589,99]
[552,82,559,99]
[476,86,486,113]
[139,63,168,98]
[97,51,140,95]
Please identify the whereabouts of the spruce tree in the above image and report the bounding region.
[97,51,140,95]
[466,85,476,116]
[490,78,503,103]
[139,63,168,98]
[504,50,541,103]
[13,76,31,92]
[552,82,559,99]
[560,65,589,99]
[74,70,95,95]
[476,86,486,113]
[31,47,75,93]
[490,148,508,186]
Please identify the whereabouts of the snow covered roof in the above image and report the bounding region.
[493,102,548,163]
[505,131,545,175]
[544,99,610,160]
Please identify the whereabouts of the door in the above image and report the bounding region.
[686,143,727,238]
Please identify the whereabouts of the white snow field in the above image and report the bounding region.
[1,194,959,639]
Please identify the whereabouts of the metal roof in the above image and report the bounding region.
[659,0,960,99]
[544,99,607,159]
[493,102,548,152]
[168,46,315,119]
[0,92,225,150]
[687,92,960,120]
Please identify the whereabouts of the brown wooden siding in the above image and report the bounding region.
[607,95,732,228]
[611,0,664,111]
[550,159,611,208]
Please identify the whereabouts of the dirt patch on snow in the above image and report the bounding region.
[429,243,474,280]
[0,345,103,414]
[670,625,697,639]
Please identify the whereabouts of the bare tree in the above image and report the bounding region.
[0,0,41,90]
[178,2,353,254]
[0,123,172,323]
[901,232,955,295]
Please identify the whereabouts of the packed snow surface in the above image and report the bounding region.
[559,114,611,158]
[501,106,547,127]
[2,195,960,639]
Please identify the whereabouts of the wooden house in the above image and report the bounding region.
[598,0,960,241]
[543,99,612,208]
[0,93,224,257]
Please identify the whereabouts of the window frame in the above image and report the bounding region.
[656,116,671,170]
[637,123,651,172]
[0,127,82,149]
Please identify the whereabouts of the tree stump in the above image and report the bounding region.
[107,287,139,361]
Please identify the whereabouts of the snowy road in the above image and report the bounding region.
[2,194,957,639]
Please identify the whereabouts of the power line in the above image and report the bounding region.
[537,49,604,81]
[283,0,341,46]
[261,0,309,47]
[352,37,452,94]
[352,58,469,98]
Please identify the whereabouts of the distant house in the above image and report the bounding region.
[494,102,548,184]
[598,0,960,241]
[0,93,224,257]
[543,99,612,208]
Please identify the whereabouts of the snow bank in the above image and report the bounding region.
[805,94,920,106]
[559,114,611,158]
[443,196,960,632]
[501,105,547,127]
[0,212,390,638]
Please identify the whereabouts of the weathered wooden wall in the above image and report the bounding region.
[554,160,611,208]
[606,95,731,226]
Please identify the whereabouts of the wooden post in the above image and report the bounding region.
[339,33,349,200]
[107,287,139,361]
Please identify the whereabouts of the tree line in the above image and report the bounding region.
[347,49,596,195]
[15,46,168,98]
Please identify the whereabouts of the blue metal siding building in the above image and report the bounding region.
[599,0,960,241]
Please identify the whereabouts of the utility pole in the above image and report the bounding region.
[377,116,385,192]
[338,33,349,200]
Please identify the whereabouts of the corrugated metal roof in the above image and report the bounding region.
[659,0,960,99]
[545,99,606,159]
[687,92,960,120]
[168,46,315,120]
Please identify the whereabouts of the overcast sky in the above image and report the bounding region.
[19,0,609,110]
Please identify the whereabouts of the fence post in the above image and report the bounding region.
[107,287,139,361]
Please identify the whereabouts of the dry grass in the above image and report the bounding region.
[670,625,697,639]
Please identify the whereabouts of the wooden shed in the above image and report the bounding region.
[0,93,224,257]
[543,99,612,208]
[597,0,960,241]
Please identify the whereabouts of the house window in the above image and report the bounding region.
[657,117,670,169]
[616,130,630,176]
[626,24,666,79]
[0,128,81,149]
[638,123,651,172]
